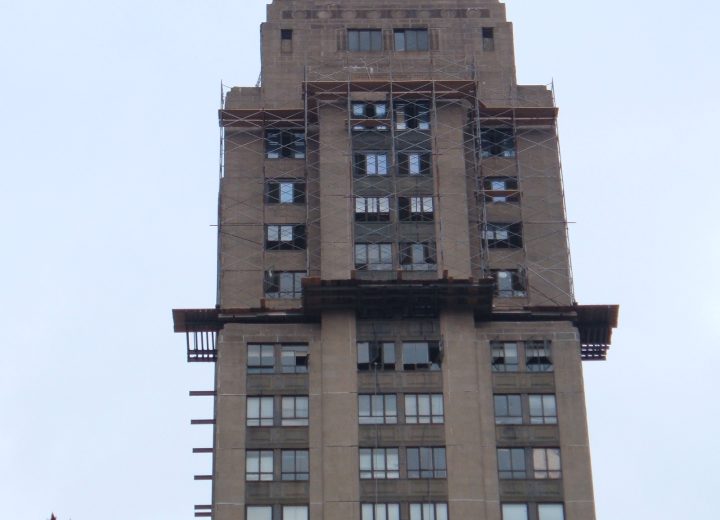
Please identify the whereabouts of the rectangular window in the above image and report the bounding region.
[482,27,495,51]
[357,341,396,370]
[281,396,309,426]
[355,243,393,271]
[352,101,388,119]
[409,503,448,520]
[402,341,441,370]
[282,506,309,520]
[247,506,273,520]
[266,180,306,204]
[483,223,523,248]
[480,127,515,158]
[483,177,519,203]
[529,395,558,424]
[248,344,274,374]
[398,196,434,221]
[497,448,526,479]
[265,271,304,299]
[501,504,528,520]
[362,504,401,520]
[405,394,444,424]
[494,394,522,425]
[247,396,274,427]
[266,224,306,250]
[281,449,309,481]
[394,29,429,51]
[355,196,391,221]
[354,152,389,176]
[398,152,431,176]
[399,242,437,271]
[491,270,526,298]
[533,448,562,479]
[359,394,398,424]
[491,342,519,372]
[526,340,553,372]
[359,448,400,479]
[407,447,447,478]
[280,345,309,374]
[266,130,306,159]
[395,101,430,130]
[348,29,383,51]
[246,450,274,481]
[538,504,565,520]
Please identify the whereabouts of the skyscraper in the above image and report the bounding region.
[173,2,619,519]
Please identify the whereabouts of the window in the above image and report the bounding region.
[281,396,309,426]
[355,243,393,271]
[501,504,528,520]
[480,127,515,158]
[247,506,273,520]
[348,29,383,51]
[497,448,526,479]
[399,242,436,271]
[526,341,553,372]
[483,177,519,203]
[246,450,273,481]
[248,344,274,373]
[399,196,434,221]
[538,504,565,520]
[482,27,495,51]
[405,394,444,424]
[352,101,388,119]
[281,345,308,373]
[395,101,430,130]
[281,29,293,40]
[265,271,304,299]
[491,342,519,372]
[394,29,429,51]
[494,394,522,425]
[529,395,557,424]
[359,448,400,479]
[282,506,308,520]
[357,341,396,370]
[402,341,441,370]
[281,450,309,481]
[398,152,431,176]
[354,152,389,176]
[533,448,562,479]
[266,180,305,204]
[266,224,306,250]
[491,270,526,298]
[281,29,293,53]
[362,504,401,520]
[483,223,523,248]
[359,394,398,424]
[355,197,391,221]
[266,130,305,159]
[247,397,274,427]
[409,503,448,520]
[407,447,447,478]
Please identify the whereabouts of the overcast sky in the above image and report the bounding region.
[1,1,718,519]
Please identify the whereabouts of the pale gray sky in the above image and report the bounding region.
[0,1,718,518]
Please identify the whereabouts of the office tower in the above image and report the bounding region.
[173,1,619,519]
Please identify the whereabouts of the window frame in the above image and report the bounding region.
[354,242,393,271]
[358,394,398,425]
[280,344,309,374]
[483,222,523,248]
[409,503,448,520]
[246,450,274,481]
[357,341,396,371]
[491,341,519,372]
[281,449,309,481]
[347,29,383,52]
[480,126,515,158]
[281,395,309,426]
[399,241,437,271]
[265,129,306,159]
[282,505,309,520]
[264,271,305,299]
[247,396,274,427]
[532,448,562,479]
[247,343,275,374]
[404,394,444,424]
[355,196,391,222]
[359,447,400,479]
[265,224,307,251]
[266,180,306,204]
[394,28,430,51]
[398,196,434,222]
[395,101,431,130]
[494,394,523,425]
[491,269,527,298]
[406,447,447,479]
[497,447,527,479]
[354,152,389,176]
[398,151,432,176]
[247,506,273,520]
[526,340,553,372]
[402,341,442,371]
[529,394,558,425]
[362,503,401,520]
